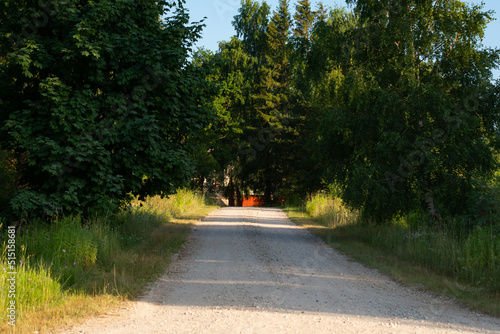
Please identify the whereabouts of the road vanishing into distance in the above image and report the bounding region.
[63,207,500,334]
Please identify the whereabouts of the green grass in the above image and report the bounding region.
[0,190,218,333]
[285,194,500,317]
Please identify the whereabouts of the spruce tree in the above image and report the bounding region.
[293,0,315,57]
[315,2,328,23]
[266,0,292,109]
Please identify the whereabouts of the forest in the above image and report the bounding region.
[1,0,500,328]
[2,0,500,226]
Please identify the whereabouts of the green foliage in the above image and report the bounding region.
[314,0,500,223]
[188,48,225,193]
[0,149,15,217]
[0,0,214,217]
[190,40,253,195]
[233,0,270,59]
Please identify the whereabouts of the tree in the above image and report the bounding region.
[232,0,270,61]
[318,0,500,222]
[291,7,357,198]
[234,0,298,204]
[0,0,213,217]
[267,0,292,95]
[188,48,222,193]
[189,41,253,195]
[220,0,326,203]
[291,0,315,105]
[315,2,328,23]
[293,0,315,59]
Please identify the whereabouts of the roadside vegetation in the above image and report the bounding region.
[0,190,216,334]
[1,0,500,330]
[0,2,218,330]
[286,192,500,317]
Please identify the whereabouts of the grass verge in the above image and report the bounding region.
[285,202,500,317]
[1,190,218,333]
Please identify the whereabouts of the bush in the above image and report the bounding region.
[1,1,213,218]
[130,189,206,218]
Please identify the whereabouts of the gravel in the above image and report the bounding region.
[61,207,500,333]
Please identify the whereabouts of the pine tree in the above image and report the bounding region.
[254,0,293,204]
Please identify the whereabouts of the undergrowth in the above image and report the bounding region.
[0,190,217,333]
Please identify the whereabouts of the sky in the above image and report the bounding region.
[184,0,500,80]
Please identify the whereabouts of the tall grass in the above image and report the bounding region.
[0,189,215,333]
[306,193,359,227]
[363,221,500,292]
[18,216,120,289]
[294,193,500,315]
[0,255,63,321]
[132,188,206,218]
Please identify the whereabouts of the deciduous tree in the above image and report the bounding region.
[318,0,500,222]
[0,0,213,217]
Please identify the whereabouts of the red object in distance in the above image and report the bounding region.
[242,196,265,207]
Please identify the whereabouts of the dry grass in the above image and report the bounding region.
[1,294,120,334]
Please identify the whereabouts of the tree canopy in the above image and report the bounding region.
[0,0,213,217]
[200,0,500,223]
[317,0,500,222]
[1,0,499,226]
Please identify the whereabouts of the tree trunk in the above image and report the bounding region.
[236,188,243,207]
[228,178,235,207]
[423,175,438,224]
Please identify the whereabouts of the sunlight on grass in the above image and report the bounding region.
[0,190,218,333]
[285,194,500,317]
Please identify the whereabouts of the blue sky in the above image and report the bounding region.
[184,0,500,80]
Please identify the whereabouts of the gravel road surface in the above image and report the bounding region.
[62,207,500,333]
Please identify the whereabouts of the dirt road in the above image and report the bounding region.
[63,207,500,333]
